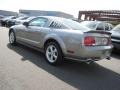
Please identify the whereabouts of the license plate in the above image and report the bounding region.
[95,37,108,45]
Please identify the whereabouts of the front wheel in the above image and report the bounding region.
[9,31,16,45]
[45,42,63,65]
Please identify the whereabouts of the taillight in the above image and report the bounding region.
[84,36,111,46]
[84,36,95,46]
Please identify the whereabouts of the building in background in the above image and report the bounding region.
[0,10,18,16]
[19,9,74,19]
[78,10,120,21]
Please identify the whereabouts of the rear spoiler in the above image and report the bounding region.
[84,30,111,35]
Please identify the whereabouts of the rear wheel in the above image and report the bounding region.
[9,31,16,45]
[45,42,63,65]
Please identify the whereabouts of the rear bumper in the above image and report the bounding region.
[66,45,113,62]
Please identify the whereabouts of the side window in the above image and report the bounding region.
[105,23,109,31]
[96,23,104,30]
[29,18,48,27]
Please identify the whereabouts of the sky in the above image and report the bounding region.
[0,0,120,17]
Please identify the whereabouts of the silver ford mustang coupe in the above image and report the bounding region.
[9,16,113,65]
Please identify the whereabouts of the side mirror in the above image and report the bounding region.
[23,22,29,27]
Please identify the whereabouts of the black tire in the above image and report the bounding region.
[9,31,16,45]
[45,42,63,65]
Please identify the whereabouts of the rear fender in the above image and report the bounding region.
[43,34,67,54]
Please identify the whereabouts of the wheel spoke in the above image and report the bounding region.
[47,49,51,55]
[53,48,57,53]
[50,55,54,61]
[53,54,57,59]
[50,46,54,52]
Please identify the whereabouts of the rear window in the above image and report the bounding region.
[80,21,97,29]
[60,19,89,30]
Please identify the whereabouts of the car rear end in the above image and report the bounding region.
[76,31,113,61]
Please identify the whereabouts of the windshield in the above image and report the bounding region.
[112,24,120,31]
[80,21,97,29]
[60,19,89,30]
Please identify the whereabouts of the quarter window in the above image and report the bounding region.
[49,21,65,29]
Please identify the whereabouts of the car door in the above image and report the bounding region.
[15,24,30,43]
[24,17,49,48]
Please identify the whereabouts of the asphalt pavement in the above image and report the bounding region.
[0,27,120,90]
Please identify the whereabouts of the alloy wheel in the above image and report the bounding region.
[9,32,15,44]
[46,45,58,63]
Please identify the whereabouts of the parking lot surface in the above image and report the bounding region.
[0,27,120,90]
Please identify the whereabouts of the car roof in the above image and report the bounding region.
[35,16,69,22]
[33,16,89,30]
